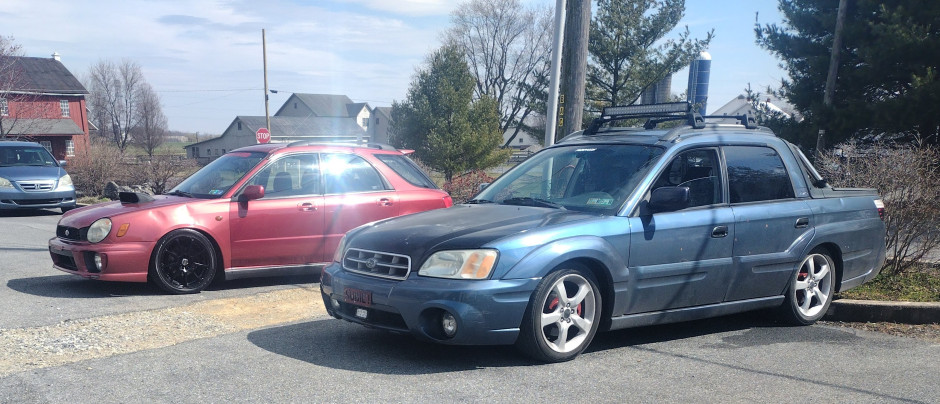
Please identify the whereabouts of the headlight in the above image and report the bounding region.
[56,174,73,190]
[87,218,112,243]
[332,234,348,263]
[418,249,498,279]
[0,176,12,189]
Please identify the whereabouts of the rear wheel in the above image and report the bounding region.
[516,265,601,362]
[150,229,218,294]
[781,248,835,325]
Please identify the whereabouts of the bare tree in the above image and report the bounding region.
[133,83,168,157]
[0,35,48,140]
[445,0,553,147]
[86,59,147,151]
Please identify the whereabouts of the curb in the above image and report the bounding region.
[824,299,940,324]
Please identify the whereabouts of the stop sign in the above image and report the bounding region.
[255,128,270,144]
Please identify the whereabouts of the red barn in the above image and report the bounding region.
[0,53,89,160]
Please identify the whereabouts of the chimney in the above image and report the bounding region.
[52,52,61,61]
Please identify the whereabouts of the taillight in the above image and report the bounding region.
[874,199,885,220]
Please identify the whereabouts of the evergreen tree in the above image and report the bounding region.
[390,45,509,181]
[587,0,713,114]
[757,0,940,147]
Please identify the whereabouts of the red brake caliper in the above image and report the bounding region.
[548,297,583,316]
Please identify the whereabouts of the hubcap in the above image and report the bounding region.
[539,274,596,353]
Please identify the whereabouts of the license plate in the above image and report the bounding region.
[355,308,368,319]
[343,287,373,307]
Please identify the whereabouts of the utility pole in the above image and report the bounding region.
[558,0,591,143]
[544,0,566,147]
[262,28,271,137]
[818,0,848,155]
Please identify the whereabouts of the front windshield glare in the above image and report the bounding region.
[168,152,266,198]
[475,144,663,213]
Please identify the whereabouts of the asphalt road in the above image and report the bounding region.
[1,209,938,403]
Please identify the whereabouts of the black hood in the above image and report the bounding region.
[347,204,597,260]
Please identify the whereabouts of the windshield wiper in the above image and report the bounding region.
[466,198,494,204]
[165,190,193,198]
[501,197,566,210]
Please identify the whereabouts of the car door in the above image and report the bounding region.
[723,145,813,301]
[626,148,735,314]
[319,152,400,262]
[229,153,325,268]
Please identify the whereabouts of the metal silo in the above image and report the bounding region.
[687,51,711,115]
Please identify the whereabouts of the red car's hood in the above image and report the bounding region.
[58,195,197,228]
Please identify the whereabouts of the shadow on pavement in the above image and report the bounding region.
[0,208,62,217]
[247,310,862,374]
[7,273,320,298]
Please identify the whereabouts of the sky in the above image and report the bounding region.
[1,0,788,135]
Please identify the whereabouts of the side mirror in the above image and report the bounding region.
[649,187,689,213]
[58,160,68,167]
[478,182,490,191]
[240,185,265,202]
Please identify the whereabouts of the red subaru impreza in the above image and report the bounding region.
[49,142,452,294]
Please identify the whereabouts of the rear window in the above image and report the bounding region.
[374,154,438,189]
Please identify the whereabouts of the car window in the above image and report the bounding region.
[475,144,664,213]
[322,153,388,194]
[0,146,57,167]
[171,151,266,198]
[725,146,795,203]
[374,153,437,189]
[248,153,320,198]
[652,148,721,208]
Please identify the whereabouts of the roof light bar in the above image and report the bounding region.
[602,102,690,117]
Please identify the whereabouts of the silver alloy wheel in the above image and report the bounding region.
[794,253,834,318]
[538,273,597,353]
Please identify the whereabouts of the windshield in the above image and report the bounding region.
[168,151,267,199]
[474,144,664,214]
[0,146,58,167]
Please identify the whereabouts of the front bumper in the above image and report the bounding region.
[0,188,76,210]
[48,237,153,282]
[320,262,540,346]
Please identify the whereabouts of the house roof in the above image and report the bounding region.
[373,106,392,118]
[346,102,368,116]
[2,118,84,135]
[5,57,87,95]
[292,94,355,117]
[712,94,802,121]
[189,115,367,147]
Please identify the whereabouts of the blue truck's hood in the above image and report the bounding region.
[347,204,597,259]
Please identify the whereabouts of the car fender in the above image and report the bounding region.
[500,235,627,282]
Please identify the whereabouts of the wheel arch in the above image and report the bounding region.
[810,242,844,292]
[147,227,225,280]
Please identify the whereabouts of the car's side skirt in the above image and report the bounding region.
[224,263,326,280]
[607,296,784,331]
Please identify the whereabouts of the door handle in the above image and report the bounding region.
[377,198,393,206]
[711,225,728,238]
[795,217,810,228]
[298,202,317,212]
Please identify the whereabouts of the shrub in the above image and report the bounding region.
[443,170,495,204]
[817,142,940,275]
[67,139,129,196]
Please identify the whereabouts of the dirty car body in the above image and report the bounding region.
[321,103,887,362]
[49,142,452,294]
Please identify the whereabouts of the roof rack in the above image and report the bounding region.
[285,140,398,151]
[583,102,757,135]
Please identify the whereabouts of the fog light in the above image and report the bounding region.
[331,298,341,309]
[94,253,104,271]
[441,312,457,338]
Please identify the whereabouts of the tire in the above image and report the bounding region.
[781,248,835,325]
[150,229,218,294]
[516,265,602,362]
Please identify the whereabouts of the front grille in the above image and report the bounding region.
[16,180,55,192]
[343,248,411,280]
[13,199,60,206]
[57,225,86,241]
[50,249,77,271]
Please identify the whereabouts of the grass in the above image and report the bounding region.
[839,262,940,302]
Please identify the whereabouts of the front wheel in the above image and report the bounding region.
[781,248,835,325]
[150,229,218,294]
[516,265,602,362]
